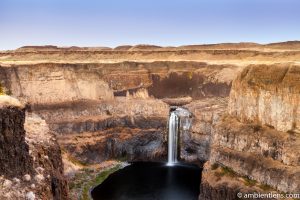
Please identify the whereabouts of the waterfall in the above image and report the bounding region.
[168,112,179,165]
[167,107,192,166]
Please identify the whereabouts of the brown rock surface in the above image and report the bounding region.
[209,64,300,195]
[1,42,300,199]
[0,97,68,199]
[33,98,169,164]
[0,61,234,105]
[229,64,300,132]
[199,162,277,200]
[0,97,32,177]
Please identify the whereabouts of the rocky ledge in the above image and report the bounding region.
[0,96,68,200]
[206,65,300,198]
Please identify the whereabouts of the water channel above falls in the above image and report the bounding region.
[91,107,202,200]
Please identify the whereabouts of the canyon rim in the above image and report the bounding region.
[0,42,300,199]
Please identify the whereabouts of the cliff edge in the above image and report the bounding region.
[229,64,300,132]
[0,95,68,199]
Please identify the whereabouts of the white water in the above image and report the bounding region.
[168,112,179,165]
[167,108,192,166]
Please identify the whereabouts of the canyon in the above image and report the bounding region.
[0,41,299,199]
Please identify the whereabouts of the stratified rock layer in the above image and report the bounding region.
[229,64,300,132]
[0,97,68,199]
[0,102,32,177]
[209,65,300,195]
[0,62,234,105]
[34,98,169,164]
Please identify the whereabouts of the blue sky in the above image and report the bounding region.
[0,0,300,50]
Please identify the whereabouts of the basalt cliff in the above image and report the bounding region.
[0,41,299,199]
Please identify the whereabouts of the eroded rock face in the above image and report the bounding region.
[209,65,300,194]
[0,99,68,199]
[1,44,300,199]
[25,113,69,200]
[213,117,299,166]
[199,162,277,200]
[1,64,114,104]
[0,62,234,105]
[181,98,228,162]
[210,116,300,193]
[33,98,169,165]
[148,71,231,99]
[0,104,33,177]
[229,64,300,132]
[60,128,166,164]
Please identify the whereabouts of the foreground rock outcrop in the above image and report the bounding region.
[0,96,68,199]
[0,98,32,177]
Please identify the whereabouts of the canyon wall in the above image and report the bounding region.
[0,96,68,199]
[0,61,234,166]
[0,62,234,105]
[0,97,32,177]
[1,44,300,199]
[34,99,169,164]
[181,98,228,162]
[206,65,300,196]
[229,64,300,132]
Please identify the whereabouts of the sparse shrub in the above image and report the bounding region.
[221,166,237,178]
[287,123,297,134]
[265,124,275,129]
[243,176,257,187]
[214,171,224,178]
[221,113,230,122]
[6,90,12,95]
[187,72,193,79]
[252,124,261,132]
[214,166,237,178]
[68,154,88,167]
[0,83,4,95]
[211,163,219,170]
[258,183,273,191]
[287,130,296,135]
[116,155,129,162]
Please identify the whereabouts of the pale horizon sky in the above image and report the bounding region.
[1,0,300,50]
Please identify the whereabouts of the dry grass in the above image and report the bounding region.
[0,95,23,108]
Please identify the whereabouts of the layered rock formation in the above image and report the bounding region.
[206,65,300,197]
[0,96,32,177]
[34,98,169,164]
[181,98,228,162]
[229,64,300,132]
[0,56,235,168]
[1,42,300,200]
[0,61,233,105]
[0,96,68,199]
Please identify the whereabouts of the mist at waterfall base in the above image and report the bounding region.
[91,108,201,200]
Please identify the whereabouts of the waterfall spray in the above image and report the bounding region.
[168,112,179,165]
[167,107,192,166]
